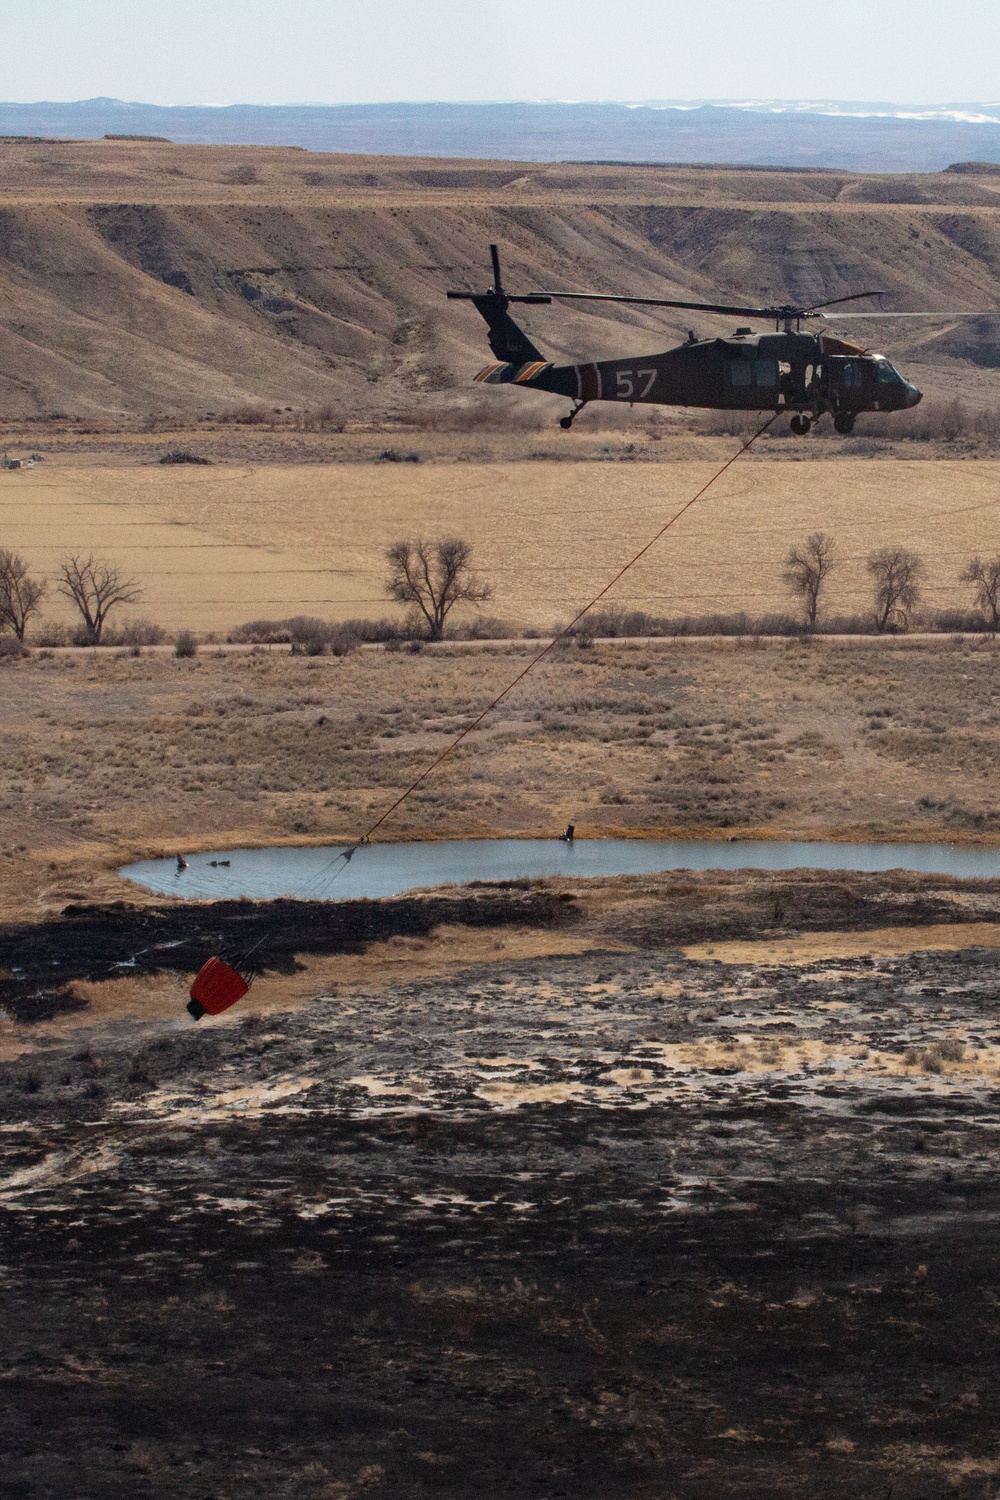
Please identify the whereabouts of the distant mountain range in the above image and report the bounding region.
[5,98,1000,172]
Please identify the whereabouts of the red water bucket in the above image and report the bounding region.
[187,956,250,1021]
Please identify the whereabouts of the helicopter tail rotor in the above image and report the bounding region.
[447,245,551,307]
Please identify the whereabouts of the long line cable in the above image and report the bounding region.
[300,409,781,894]
[239,410,780,928]
[193,414,791,972]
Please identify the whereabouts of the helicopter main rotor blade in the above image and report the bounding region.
[533,292,780,316]
[532,289,892,319]
[804,290,889,312]
[822,309,1000,319]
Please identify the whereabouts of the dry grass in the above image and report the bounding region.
[684,923,1000,964]
[6,458,1000,634]
[3,634,1000,919]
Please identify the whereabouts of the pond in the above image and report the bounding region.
[119,837,1000,903]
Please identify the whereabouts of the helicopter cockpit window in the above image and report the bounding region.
[877,361,905,384]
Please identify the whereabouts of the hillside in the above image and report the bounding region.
[2,138,1000,421]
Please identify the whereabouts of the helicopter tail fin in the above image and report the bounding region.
[448,244,550,365]
[470,296,546,364]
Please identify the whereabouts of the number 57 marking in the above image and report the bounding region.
[616,368,657,400]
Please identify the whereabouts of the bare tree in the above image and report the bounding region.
[56,555,142,644]
[961,555,1000,632]
[867,546,924,633]
[0,549,46,640]
[783,532,836,631]
[385,537,491,641]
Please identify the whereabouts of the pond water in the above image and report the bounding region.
[119,837,1000,903]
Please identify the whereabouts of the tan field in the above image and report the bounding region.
[5,455,1000,633]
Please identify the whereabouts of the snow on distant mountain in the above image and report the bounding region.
[630,101,1000,125]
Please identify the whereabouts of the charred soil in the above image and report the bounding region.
[5,874,1000,1496]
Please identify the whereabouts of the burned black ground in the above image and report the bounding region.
[4,875,1000,1496]
[2,866,996,1022]
[0,886,573,1023]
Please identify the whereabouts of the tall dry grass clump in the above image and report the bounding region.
[216,403,273,425]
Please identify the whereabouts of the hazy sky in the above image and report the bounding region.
[8,0,1000,106]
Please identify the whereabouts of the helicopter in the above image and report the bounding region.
[447,245,991,435]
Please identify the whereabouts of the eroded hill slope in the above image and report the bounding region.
[2,138,1000,419]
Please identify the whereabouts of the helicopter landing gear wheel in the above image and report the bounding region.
[789,413,811,436]
[833,411,856,434]
[559,400,587,430]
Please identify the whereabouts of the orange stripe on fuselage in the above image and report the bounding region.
[513,361,550,384]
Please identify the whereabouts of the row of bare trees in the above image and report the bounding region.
[1,536,485,647]
[388,532,1000,643]
[1,538,486,647]
[4,531,1000,645]
[783,533,1000,633]
[0,552,141,643]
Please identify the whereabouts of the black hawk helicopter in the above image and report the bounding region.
[448,245,990,435]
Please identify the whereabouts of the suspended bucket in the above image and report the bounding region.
[187,956,250,1021]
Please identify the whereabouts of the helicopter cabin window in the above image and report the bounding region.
[729,360,778,388]
[842,359,865,388]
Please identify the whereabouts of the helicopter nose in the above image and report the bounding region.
[904,383,922,408]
